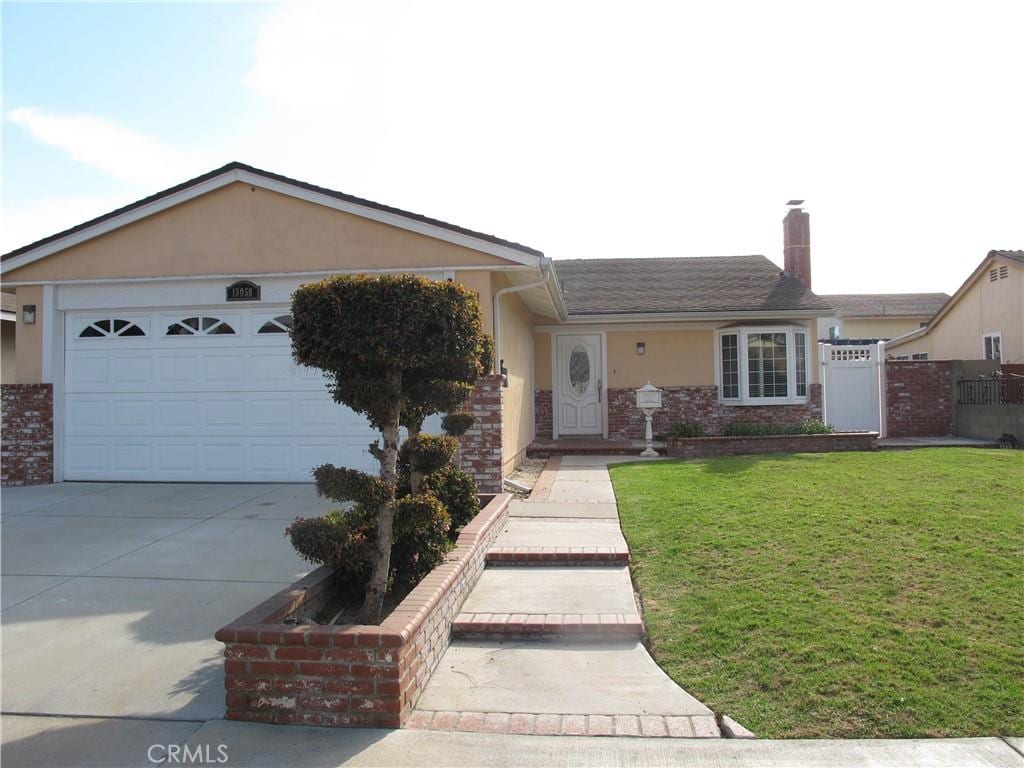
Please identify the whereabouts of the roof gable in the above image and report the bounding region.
[1,162,542,275]
[887,249,1023,349]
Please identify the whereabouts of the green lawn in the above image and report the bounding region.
[610,448,1024,738]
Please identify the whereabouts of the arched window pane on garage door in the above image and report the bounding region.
[79,319,146,338]
[257,315,292,334]
[166,316,236,336]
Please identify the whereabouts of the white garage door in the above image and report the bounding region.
[64,307,387,482]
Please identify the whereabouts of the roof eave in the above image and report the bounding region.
[561,308,832,324]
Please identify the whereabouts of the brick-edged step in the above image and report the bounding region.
[407,709,719,737]
[487,546,629,565]
[452,612,643,641]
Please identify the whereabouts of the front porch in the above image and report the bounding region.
[526,437,666,459]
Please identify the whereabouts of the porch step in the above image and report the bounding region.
[461,566,638,618]
[452,612,643,641]
[487,546,629,565]
[488,518,630,565]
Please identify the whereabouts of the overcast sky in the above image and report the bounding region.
[3,1,1022,295]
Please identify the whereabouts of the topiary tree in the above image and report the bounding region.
[290,273,490,623]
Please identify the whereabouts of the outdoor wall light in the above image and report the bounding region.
[636,341,646,355]
[22,304,36,325]
[500,359,509,388]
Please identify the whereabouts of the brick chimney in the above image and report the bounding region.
[783,203,811,290]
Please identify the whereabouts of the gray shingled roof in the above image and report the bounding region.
[992,249,1024,264]
[553,255,832,316]
[818,292,949,318]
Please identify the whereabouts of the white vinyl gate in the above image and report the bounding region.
[820,343,884,433]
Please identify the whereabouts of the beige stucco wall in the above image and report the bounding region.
[453,271,495,336]
[606,330,715,387]
[15,286,43,384]
[536,321,820,393]
[842,317,929,340]
[889,259,1023,362]
[1,321,15,384]
[3,182,512,284]
[494,275,535,474]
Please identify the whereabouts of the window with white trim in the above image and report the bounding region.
[983,332,1002,362]
[716,326,811,404]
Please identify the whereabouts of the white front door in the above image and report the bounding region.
[556,334,603,436]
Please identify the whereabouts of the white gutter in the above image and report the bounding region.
[558,308,832,324]
[493,258,552,375]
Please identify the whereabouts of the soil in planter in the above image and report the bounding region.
[299,581,413,626]
[505,458,546,497]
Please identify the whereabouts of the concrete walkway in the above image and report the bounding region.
[410,455,724,739]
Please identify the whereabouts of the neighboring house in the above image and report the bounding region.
[0,164,833,488]
[886,250,1024,363]
[1,292,15,383]
[816,293,948,342]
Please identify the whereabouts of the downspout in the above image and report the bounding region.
[493,259,552,376]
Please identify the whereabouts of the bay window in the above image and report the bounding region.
[716,326,811,404]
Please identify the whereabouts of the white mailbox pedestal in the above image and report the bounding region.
[635,382,663,457]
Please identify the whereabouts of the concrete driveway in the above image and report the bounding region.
[1,482,328,749]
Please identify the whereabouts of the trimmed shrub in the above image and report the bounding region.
[667,421,706,438]
[286,508,375,584]
[723,420,836,437]
[390,493,452,583]
[313,465,391,508]
[406,434,459,475]
[290,273,491,623]
[421,465,480,530]
[441,412,476,437]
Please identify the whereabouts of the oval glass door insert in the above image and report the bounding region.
[569,345,591,396]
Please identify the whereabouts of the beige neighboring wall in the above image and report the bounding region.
[1,321,15,384]
[889,258,1024,362]
[3,182,514,284]
[14,286,43,384]
[842,317,928,340]
[493,275,535,475]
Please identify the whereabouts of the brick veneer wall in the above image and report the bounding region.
[216,494,511,728]
[666,432,877,459]
[534,389,553,440]
[535,384,823,439]
[459,374,503,493]
[1,384,54,486]
[885,361,954,437]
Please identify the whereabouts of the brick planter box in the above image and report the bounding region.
[215,493,511,728]
[666,432,878,459]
